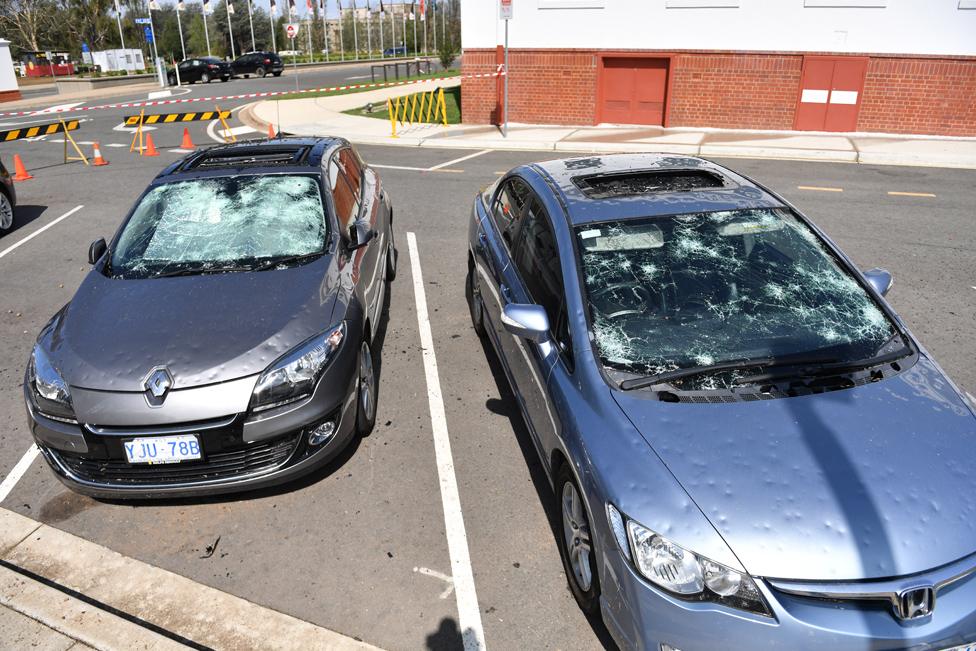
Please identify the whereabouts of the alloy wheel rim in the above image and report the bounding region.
[0,195,11,230]
[359,343,375,422]
[561,481,593,592]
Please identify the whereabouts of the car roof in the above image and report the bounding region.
[154,136,342,183]
[525,153,786,226]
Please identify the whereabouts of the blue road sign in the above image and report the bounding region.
[134,17,151,25]
[144,25,154,43]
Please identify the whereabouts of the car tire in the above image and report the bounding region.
[272,71,282,77]
[243,74,250,78]
[167,74,176,86]
[466,262,486,338]
[256,67,266,78]
[556,466,602,616]
[0,190,13,232]
[201,72,211,83]
[385,236,397,282]
[221,76,230,82]
[356,339,377,437]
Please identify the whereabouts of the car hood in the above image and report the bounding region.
[46,259,340,392]
[612,356,976,581]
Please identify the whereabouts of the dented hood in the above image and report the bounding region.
[46,259,339,392]
[612,356,976,581]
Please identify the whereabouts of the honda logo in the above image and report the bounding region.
[896,586,935,620]
[143,367,173,407]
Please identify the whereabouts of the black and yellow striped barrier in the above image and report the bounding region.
[123,110,231,126]
[388,88,449,138]
[1,119,80,142]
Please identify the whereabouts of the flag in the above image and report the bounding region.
[306,0,313,10]
[379,0,385,16]
[227,1,235,14]
[288,0,296,16]
[113,0,121,15]
[419,0,425,20]
[409,1,415,19]
[148,0,160,9]
[270,0,277,15]
[177,0,185,11]
[203,0,211,14]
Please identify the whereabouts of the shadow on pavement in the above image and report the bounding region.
[1,204,46,238]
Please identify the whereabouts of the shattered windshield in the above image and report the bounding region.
[577,208,897,389]
[110,175,328,279]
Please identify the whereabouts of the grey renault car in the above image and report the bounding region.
[467,154,976,650]
[25,137,396,498]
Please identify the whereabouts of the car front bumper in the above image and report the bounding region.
[25,340,361,499]
[599,543,976,651]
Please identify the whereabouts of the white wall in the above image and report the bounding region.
[0,40,19,93]
[461,0,976,56]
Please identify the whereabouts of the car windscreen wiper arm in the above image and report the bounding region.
[734,346,913,384]
[249,252,322,272]
[618,353,840,391]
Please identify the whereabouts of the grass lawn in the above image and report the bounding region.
[342,85,462,125]
[275,69,460,101]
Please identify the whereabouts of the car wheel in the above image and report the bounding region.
[556,465,601,615]
[356,339,377,436]
[256,67,266,78]
[0,191,13,232]
[221,76,230,82]
[466,262,486,338]
[201,72,211,83]
[273,72,282,77]
[385,237,397,282]
[244,74,250,78]
[167,74,176,86]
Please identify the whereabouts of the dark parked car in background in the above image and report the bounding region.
[168,57,232,85]
[0,156,16,234]
[382,46,407,57]
[25,137,397,498]
[232,52,284,78]
[467,153,976,650]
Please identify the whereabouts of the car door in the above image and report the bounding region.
[178,60,195,82]
[503,196,568,457]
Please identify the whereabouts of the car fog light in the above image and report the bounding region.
[308,421,336,446]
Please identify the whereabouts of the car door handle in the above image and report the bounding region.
[500,283,513,305]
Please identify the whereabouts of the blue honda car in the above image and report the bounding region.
[466,154,976,650]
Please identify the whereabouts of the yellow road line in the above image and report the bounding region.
[888,191,936,198]
[797,185,844,192]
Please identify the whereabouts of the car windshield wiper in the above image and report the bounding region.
[618,353,840,391]
[249,252,322,272]
[151,253,321,278]
[734,346,913,384]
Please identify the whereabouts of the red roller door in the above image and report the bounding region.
[599,57,669,126]
[795,56,868,132]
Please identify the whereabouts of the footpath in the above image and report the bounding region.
[239,78,976,169]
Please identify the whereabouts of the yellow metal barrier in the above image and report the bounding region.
[387,88,449,138]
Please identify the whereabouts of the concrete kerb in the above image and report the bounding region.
[0,508,384,651]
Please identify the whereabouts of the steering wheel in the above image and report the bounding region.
[591,283,654,319]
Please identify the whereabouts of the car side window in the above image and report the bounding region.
[328,158,360,233]
[491,178,531,249]
[337,148,363,198]
[513,198,572,356]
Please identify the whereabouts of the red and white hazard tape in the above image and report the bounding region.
[0,70,505,119]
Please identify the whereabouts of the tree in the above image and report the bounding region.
[0,0,58,52]
[59,0,115,54]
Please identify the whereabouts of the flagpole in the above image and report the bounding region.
[203,3,212,57]
[176,3,186,60]
[366,3,372,58]
[321,1,329,61]
[338,3,345,61]
[247,0,255,52]
[307,12,312,63]
[432,0,436,53]
[412,4,417,56]
[378,5,383,58]
[401,10,406,55]
[270,3,277,52]
[390,4,395,57]
[225,1,236,59]
[422,1,426,56]
[146,1,160,65]
[113,0,127,55]
[352,2,359,60]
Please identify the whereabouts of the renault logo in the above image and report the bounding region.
[896,586,935,620]
[143,367,173,407]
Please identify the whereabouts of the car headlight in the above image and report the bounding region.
[27,345,76,423]
[609,504,772,617]
[249,323,345,413]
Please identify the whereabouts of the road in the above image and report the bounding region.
[0,74,974,651]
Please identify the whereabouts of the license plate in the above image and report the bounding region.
[123,435,201,464]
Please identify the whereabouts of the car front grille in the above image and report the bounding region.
[52,433,301,486]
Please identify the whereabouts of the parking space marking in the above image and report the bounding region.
[371,163,466,174]
[797,185,844,192]
[427,149,492,171]
[0,205,84,261]
[0,445,38,503]
[888,191,936,198]
[406,232,487,651]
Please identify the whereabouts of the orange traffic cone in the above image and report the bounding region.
[267,123,276,139]
[12,153,33,181]
[181,127,195,150]
[143,133,160,157]
[91,142,109,166]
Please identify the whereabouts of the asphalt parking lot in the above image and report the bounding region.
[0,103,974,649]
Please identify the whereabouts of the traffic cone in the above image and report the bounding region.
[267,123,276,139]
[91,142,109,166]
[12,153,33,181]
[181,127,195,150]
[143,133,160,157]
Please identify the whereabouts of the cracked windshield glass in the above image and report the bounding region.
[109,175,327,278]
[577,208,897,389]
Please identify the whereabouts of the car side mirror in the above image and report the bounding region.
[501,304,550,343]
[88,238,107,265]
[863,268,893,297]
[347,223,376,251]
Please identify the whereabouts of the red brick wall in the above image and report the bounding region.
[858,58,976,136]
[461,48,976,136]
[667,53,802,130]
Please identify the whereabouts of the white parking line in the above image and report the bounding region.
[0,445,39,503]
[406,233,487,651]
[427,149,492,171]
[0,205,84,261]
